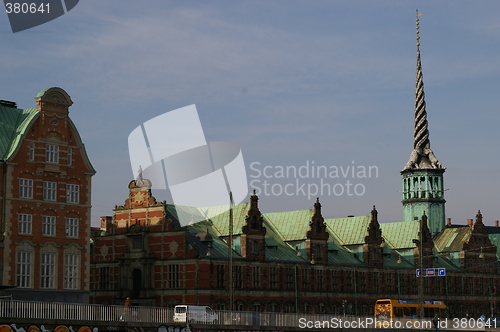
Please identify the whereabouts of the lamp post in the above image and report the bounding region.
[412,217,424,318]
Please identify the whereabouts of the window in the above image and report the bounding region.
[46,144,59,163]
[301,268,308,291]
[16,250,32,288]
[19,178,33,199]
[331,270,338,291]
[40,252,56,289]
[168,264,179,288]
[252,240,258,255]
[270,267,277,289]
[18,214,32,235]
[131,236,143,249]
[29,142,35,161]
[42,216,56,236]
[216,265,225,288]
[66,184,79,204]
[100,267,110,290]
[43,181,57,201]
[67,147,72,165]
[64,253,79,289]
[252,266,260,289]
[235,266,242,289]
[66,218,78,238]
[317,269,324,291]
[286,268,293,290]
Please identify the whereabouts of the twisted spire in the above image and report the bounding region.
[414,15,429,150]
[403,11,444,171]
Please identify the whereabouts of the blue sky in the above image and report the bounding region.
[2,1,500,227]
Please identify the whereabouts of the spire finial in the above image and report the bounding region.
[416,10,422,48]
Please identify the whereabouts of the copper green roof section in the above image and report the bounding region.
[204,202,250,236]
[380,221,420,249]
[433,227,471,253]
[382,249,414,269]
[488,234,500,260]
[263,218,308,263]
[327,240,365,266]
[0,105,38,160]
[35,88,50,98]
[164,202,250,236]
[324,216,371,245]
[432,251,461,271]
[186,221,243,259]
[263,209,313,241]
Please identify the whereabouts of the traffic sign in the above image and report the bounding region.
[416,268,446,277]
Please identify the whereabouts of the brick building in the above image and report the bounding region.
[0,87,95,303]
[90,178,500,317]
[90,22,500,318]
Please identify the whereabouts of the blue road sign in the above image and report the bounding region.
[438,268,446,276]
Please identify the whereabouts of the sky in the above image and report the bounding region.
[2,1,500,227]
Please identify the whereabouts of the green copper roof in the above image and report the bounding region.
[263,209,313,241]
[488,234,500,259]
[35,88,50,98]
[0,105,38,160]
[325,216,371,245]
[433,226,471,252]
[381,221,420,249]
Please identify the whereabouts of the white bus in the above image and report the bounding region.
[173,305,218,323]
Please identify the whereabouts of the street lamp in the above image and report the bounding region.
[412,215,424,318]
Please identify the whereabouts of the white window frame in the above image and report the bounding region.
[19,178,33,199]
[66,184,79,204]
[43,181,57,201]
[29,142,35,161]
[16,250,32,288]
[42,216,56,236]
[46,144,59,163]
[40,252,56,289]
[66,218,78,238]
[64,253,79,289]
[18,213,32,235]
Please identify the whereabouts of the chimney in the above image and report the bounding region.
[0,100,17,108]
[446,218,452,227]
[467,219,473,227]
[496,220,499,227]
[100,216,113,232]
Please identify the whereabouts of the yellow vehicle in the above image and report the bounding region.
[374,299,446,320]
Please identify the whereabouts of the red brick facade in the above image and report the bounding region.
[90,179,500,318]
[0,87,95,303]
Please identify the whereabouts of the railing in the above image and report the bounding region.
[2,300,480,330]
[0,300,367,327]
